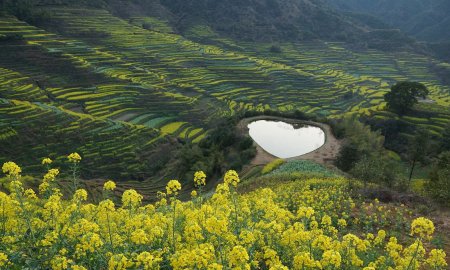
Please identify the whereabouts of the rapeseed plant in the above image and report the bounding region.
[0,158,447,269]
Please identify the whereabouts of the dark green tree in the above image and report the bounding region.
[426,151,450,204]
[335,142,360,172]
[269,44,282,53]
[349,155,374,188]
[350,154,402,188]
[440,123,450,152]
[384,81,429,114]
[407,128,430,182]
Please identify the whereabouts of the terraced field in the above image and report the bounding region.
[372,103,450,136]
[1,7,450,182]
[0,98,177,181]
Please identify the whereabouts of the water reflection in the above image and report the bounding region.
[248,120,325,158]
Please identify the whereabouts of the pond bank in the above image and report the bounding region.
[237,116,341,165]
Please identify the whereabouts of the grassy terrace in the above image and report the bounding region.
[47,9,366,116]
[372,103,450,137]
[0,98,177,182]
[0,14,210,140]
[231,42,450,114]
[0,67,48,101]
[1,8,450,180]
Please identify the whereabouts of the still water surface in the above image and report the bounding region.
[248,120,325,158]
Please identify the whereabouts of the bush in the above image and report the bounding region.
[0,34,24,42]
[440,123,450,152]
[261,159,286,174]
[426,151,450,204]
[178,116,256,181]
[350,155,403,189]
[269,44,282,53]
[142,22,152,31]
[3,0,52,26]
[335,142,360,172]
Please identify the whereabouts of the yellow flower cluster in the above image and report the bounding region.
[136,251,162,269]
[108,254,133,270]
[73,189,88,202]
[122,189,143,208]
[67,152,82,163]
[166,180,181,195]
[40,168,60,195]
[103,180,116,191]
[411,217,435,239]
[0,253,8,267]
[224,170,239,187]
[194,171,206,187]
[2,161,21,178]
[43,169,59,182]
[0,161,448,269]
[42,158,52,165]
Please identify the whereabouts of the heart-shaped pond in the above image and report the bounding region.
[248,120,325,158]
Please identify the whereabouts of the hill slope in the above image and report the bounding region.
[1,0,414,43]
[1,7,450,182]
[159,0,368,42]
[324,0,450,42]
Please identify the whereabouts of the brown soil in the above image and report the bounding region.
[237,116,341,165]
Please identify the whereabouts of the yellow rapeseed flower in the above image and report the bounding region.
[224,170,240,187]
[99,199,115,211]
[338,218,347,228]
[321,250,341,268]
[103,180,116,191]
[136,251,162,269]
[24,189,37,199]
[2,161,21,178]
[42,158,52,165]
[67,152,82,163]
[194,171,206,187]
[72,266,87,270]
[108,254,131,270]
[426,249,448,268]
[166,180,181,195]
[51,256,73,270]
[73,189,88,202]
[122,189,142,208]
[0,253,8,267]
[44,169,59,182]
[39,181,50,193]
[228,245,249,268]
[293,252,319,269]
[411,217,435,239]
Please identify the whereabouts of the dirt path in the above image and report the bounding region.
[237,116,341,165]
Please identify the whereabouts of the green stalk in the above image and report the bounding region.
[172,196,177,253]
[72,162,78,192]
[230,187,240,237]
[106,211,114,251]
[1,201,5,237]
[13,182,35,241]
[406,239,421,270]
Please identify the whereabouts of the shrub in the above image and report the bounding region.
[261,159,285,174]
[426,151,450,204]
[142,22,152,31]
[269,44,282,53]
